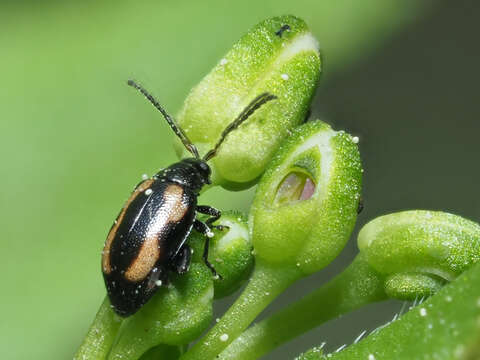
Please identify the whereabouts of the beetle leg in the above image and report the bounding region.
[196,205,228,231]
[147,266,168,289]
[171,245,192,274]
[193,219,223,279]
[203,237,223,280]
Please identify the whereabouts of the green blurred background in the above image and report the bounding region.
[2,0,479,359]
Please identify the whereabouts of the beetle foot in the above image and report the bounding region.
[205,259,223,280]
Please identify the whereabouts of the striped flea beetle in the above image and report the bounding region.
[101,80,276,316]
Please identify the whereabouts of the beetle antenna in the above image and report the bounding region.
[203,92,277,162]
[127,80,200,159]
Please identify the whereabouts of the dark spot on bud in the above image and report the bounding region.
[357,197,364,214]
[275,24,291,37]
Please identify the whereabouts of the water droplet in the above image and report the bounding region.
[220,333,229,342]
[419,307,427,317]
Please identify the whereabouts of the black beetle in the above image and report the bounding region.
[101,80,276,316]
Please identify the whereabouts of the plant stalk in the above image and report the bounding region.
[179,261,299,360]
[74,297,123,360]
[218,254,387,360]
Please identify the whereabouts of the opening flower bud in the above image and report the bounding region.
[275,172,316,205]
[180,123,361,360]
[250,120,362,275]
[176,15,321,190]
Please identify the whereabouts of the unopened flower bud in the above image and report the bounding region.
[176,15,321,190]
[189,211,253,298]
[358,210,480,300]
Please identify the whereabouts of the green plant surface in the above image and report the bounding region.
[74,298,122,360]
[220,210,480,359]
[176,15,320,189]
[106,263,213,360]
[327,260,480,360]
[219,254,386,360]
[0,1,433,359]
[189,211,254,298]
[180,120,362,360]
[358,210,480,300]
[137,345,182,360]
[250,123,362,273]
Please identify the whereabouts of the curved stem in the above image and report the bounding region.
[219,254,387,360]
[74,297,123,360]
[179,261,299,360]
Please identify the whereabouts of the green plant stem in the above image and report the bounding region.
[179,261,299,360]
[74,297,123,360]
[138,344,183,360]
[218,254,387,360]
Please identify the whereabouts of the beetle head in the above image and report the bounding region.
[164,158,211,192]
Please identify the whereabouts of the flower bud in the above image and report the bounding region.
[176,15,321,190]
[250,120,362,275]
[358,210,480,300]
[189,211,253,298]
